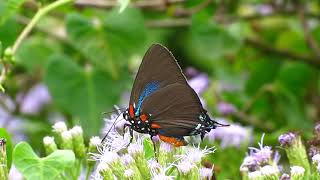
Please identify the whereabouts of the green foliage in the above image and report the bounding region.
[0,0,26,25]
[0,128,12,169]
[143,138,154,160]
[187,12,242,69]
[66,7,146,78]
[13,142,75,180]
[45,55,125,136]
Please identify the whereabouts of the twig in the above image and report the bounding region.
[298,7,320,58]
[75,0,184,9]
[12,0,73,54]
[245,37,320,68]
[146,18,190,28]
[242,84,274,113]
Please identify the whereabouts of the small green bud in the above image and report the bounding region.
[43,136,57,155]
[60,130,73,150]
[70,126,86,158]
[3,48,14,63]
[290,166,305,180]
[52,121,68,148]
[279,133,310,174]
[158,142,174,166]
[98,162,114,180]
[128,142,151,179]
[260,165,280,180]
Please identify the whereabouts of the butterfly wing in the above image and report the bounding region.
[141,83,203,137]
[129,44,189,107]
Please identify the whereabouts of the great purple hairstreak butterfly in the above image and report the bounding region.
[102,44,227,147]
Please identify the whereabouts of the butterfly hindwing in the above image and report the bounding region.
[141,83,203,137]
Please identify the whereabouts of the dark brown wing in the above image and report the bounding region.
[129,44,188,106]
[141,83,203,137]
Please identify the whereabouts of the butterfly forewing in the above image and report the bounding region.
[129,44,190,106]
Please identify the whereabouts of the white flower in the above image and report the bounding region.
[128,137,144,155]
[176,160,195,174]
[61,130,72,140]
[240,156,258,172]
[121,154,134,165]
[312,154,320,164]
[160,142,174,153]
[70,126,83,136]
[90,143,120,165]
[90,136,102,146]
[103,129,131,152]
[52,121,67,133]
[290,166,305,176]
[249,134,273,164]
[149,159,174,180]
[260,165,279,175]
[199,167,213,179]
[178,145,215,164]
[102,105,127,135]
[248,170,262,179]
[43,136,54,145]
[124,169,134,178]
[205,118,251,148]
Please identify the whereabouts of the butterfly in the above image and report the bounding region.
[102,44,227,148]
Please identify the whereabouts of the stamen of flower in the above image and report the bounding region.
[290,166,305,176]
[199,167,213,179]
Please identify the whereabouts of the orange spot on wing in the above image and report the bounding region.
[129,105,135,118]
[151,123,161,129]
[140,114,148,122]
[159,135,187,147]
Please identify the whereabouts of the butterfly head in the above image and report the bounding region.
[123,104,157,135]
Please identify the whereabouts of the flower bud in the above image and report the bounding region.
[199,167,213,180]
[97,162,114,180]
[278,133,310,173]
[158,142,174,166]
[52,121,68,148]
[260,165,280,180]
[128,140,150,179]
[60,130,73,150]
[70,126,86,158]
[43,136,57,155]
[290,166,305,180]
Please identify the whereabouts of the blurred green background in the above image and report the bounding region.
[1,0,320,179]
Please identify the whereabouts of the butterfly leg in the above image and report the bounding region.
[150,135,158,161]
[123,124,134,147]
[201,133,205,141]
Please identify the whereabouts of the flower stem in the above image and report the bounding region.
[12,0,74,54]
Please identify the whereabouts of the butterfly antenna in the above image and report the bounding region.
[101,107,126,116]
[215,121,230,127]
[101,111,125,143]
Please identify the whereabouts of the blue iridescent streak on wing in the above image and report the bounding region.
[135,81,160,116]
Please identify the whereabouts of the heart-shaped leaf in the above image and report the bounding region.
[66,7,146,78]
[13,142,75,180]
[0,128,13,169]
[45,55,126,136]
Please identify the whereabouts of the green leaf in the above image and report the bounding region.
[66,7,146,78]
[143,138,154,160]
[45,55,125,136]
[16,37,61,72]
[275,30,309,54]
[276,62,314,97]
[118,0,130,13]
[0,128,13,169]
[245,58,281,95]
[187,13,241,61]
[0,0,27,25]
[13,142,75,180]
